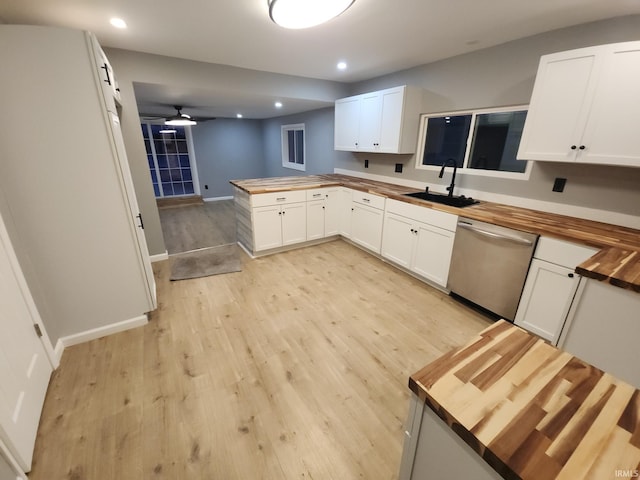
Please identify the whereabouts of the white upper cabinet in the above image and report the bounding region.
[334,86,423,154]
[518,41,640,167]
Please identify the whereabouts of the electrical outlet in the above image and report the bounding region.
[552,178,566,192]
[364,159,369,168]
[204,184,209,190]
[395,163,403,173]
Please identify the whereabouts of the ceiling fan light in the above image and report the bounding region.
[269,0,355,29]
[165,108,197,126]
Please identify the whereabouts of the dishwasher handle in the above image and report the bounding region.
[457,221,534,246]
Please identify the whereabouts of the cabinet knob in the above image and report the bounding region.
[570,145,577,150]
[579,145,586,150]
[568,273,574,278]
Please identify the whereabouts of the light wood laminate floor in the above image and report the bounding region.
[28,240,491,479]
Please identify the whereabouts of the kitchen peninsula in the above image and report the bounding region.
[400,320,640,479]
[231,173,640,388]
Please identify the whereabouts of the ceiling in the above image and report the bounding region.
[2,0,640,119]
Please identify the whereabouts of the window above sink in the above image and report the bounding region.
[415,105,532,180]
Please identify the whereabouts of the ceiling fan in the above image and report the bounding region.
[139,105,217,125]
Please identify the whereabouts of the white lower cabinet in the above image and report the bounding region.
[350,192,386,253]
[253,202,307,251]
[514,237,598,345]
[381,199,457,288]
[338,188,353,238]
[306,187,342,240]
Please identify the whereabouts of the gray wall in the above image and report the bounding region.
[262,107,351,177]
[337,15,640,218]
[191,119,266,198]
[105,48,350,255]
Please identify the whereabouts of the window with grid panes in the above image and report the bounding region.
[141,124,195,197]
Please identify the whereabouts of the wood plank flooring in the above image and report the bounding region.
[28,240,491,479]
[159,200,237,254]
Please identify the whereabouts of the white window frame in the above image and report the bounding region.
[415,105,532,180]
[281,123,306,171]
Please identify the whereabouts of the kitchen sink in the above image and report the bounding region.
[403,190,480,208]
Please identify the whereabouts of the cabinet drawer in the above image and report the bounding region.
[534,237,598,268]
[306,188,328,201]
[351,191,386,210]
[385,198,458,232]
[251,190,307,207]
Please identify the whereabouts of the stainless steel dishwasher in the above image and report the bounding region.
[447,218,538,321]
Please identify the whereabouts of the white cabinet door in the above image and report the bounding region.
[378,88,406,152]
[306,200,325,241]
[381,212,414,269]
[514,259,581,345]
[253,205,283,251]
[579,43,640,167]
[324,188,341,236]
[351,203,384,253]
[358,91,383,151]
[334,96,361,151]
[517,48,600,162]
[281,202,307,246]
[412,222,454,288]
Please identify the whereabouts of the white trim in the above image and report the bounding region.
[334,168,640,229]
[150,251,169,263]
[185,126,202,196]
[54,339,65,364]
[204,196,233,202]
[281,123,306,171]
[415,105,531,180]
[57,315,148,349]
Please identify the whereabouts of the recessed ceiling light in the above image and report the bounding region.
[337,61,347,70]
[275,102,283,108]
[159,129,177,134]
[237,113,243,118]
[110,18,127,29]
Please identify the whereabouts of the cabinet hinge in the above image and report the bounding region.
[34,323,43,338]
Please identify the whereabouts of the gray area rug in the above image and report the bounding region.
[170,244,242,281]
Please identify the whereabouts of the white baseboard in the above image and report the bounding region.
[150,251,169,262]
[56,315,148,355]
[204,195,233,202]
[333,168,640,229]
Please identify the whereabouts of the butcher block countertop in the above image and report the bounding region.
[230,174,640,290]
[409,320,640,480]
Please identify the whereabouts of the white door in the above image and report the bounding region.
[108,112,157,309]
[358,92,383,151]
[351,203,384,254]
[412,222,454,288]
[334,96,361,151]
[253,205,283,251]
[517,48,601,162]
[381,213,414,269]
[281,202,307,246]
[579,43,640,167]
[0,213,53,472]
[515,259,581,345]
[378,88,404,152]
[324,189,341,237]
[338,188,353,238]
[306,200,325,241]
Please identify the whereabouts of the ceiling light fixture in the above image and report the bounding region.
[110,18,127,29]
[165,106,197,126]
[268,0,355,29]
[275,102,283,108]
[337,61,347,70]
[159,129,177,134]
[237,114,243,118]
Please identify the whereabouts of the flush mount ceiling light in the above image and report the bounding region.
[110,17,127,29]
[268,0,355,29]
[165,106,197,126]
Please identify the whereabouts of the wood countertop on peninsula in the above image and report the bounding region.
[409,320,640,480]
[229,174,640,290]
